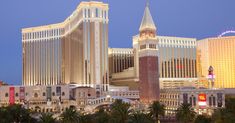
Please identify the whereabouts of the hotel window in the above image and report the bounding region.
[84,9,87,18]
[149,44,156,49]
[96,8,99,17]
[88,9,90,18]
[101,10,103,18]
[43,92,46,96]
[140,44,146,50]
[15,93,18,97]
[34,93,38,98]
[104,11,107,19]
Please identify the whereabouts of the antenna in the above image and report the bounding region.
[146,0,150,7]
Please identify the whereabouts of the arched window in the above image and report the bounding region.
[43,92,46,96]
[34,93,38,98]
[5,93,8,97]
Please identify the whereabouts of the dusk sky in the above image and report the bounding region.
[0,0,235,85]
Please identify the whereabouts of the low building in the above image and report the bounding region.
[160,87,225,116]
[0,85,99,112]
[0,84,139,112]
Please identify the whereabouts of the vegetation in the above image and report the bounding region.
[176,103,196,123]
[0,97,235,123]
[109,99,131,123]
[94,108,110,123]
[60,108,80,123]
[39,113,56,123]
[149,101,165,123]
[128,111,154,123]
[194,115,211,123]
[0,104,36,123]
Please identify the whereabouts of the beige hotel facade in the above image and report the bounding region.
[22,1,109,92]
[197,36,235,88]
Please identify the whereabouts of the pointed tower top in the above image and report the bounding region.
[146,0,150,7]
[139,2,156,32]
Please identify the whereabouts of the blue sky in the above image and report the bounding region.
[0,0,235,85]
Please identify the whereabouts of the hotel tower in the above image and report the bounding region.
[134,3,160,103]
[22,1,109,92]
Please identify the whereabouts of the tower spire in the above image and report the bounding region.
[146,0,149,7]
[139,1,156,32]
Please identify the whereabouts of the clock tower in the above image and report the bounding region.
[137,3,160,103]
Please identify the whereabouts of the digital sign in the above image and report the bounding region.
[46,86,52,101]
[19,87,25,101]
[9,87,15,105]
[198,94,207,107]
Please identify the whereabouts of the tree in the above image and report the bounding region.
[212,108,235,123]
[194,115,211,123]
[176,103,196,123]
[225,96,235,115]
[128,111,154,123]
[7,104,34,123]
[60,108,79,123]
[110,99,131,123]
[39,113,56,123]
[0,107,11,123]
[79,113,94,123]
[149,101,165,123]
[94,108,110,123]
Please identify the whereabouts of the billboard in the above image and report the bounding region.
[19,87,25,101]
[46,87,52,101]
[56,86,61,96]
[183,93,188,104]
[217,93,223,107]
[198,94,207,107]
[9,87,15,105]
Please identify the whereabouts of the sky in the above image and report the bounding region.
[0,0,235,85]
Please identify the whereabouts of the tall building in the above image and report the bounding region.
[197,36,235,88]
[134,3,160,103]
[108,48,136,89]
[22,1,109,92]
[107,3,197,90]
[157,36,197,88]
[108,48,134,75]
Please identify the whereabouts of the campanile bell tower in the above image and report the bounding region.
[137,2,160,103]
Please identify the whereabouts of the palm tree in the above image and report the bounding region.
[94,108,110,123]
[128,111,154,123]
[176,103,196,123]
[0,107,11,123]
[110,99,131,123]
[79,113,94,123]
[149,101,165,123]
[194,115,211,123]
[39,113,56,123]
[7,104,33,123]
[60,108,79,123]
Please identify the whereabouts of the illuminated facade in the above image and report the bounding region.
[134,36,197,88]
[197,36,235,88]
[22,1,109,92]
[107,3,197,89]
[160,87,225,115]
